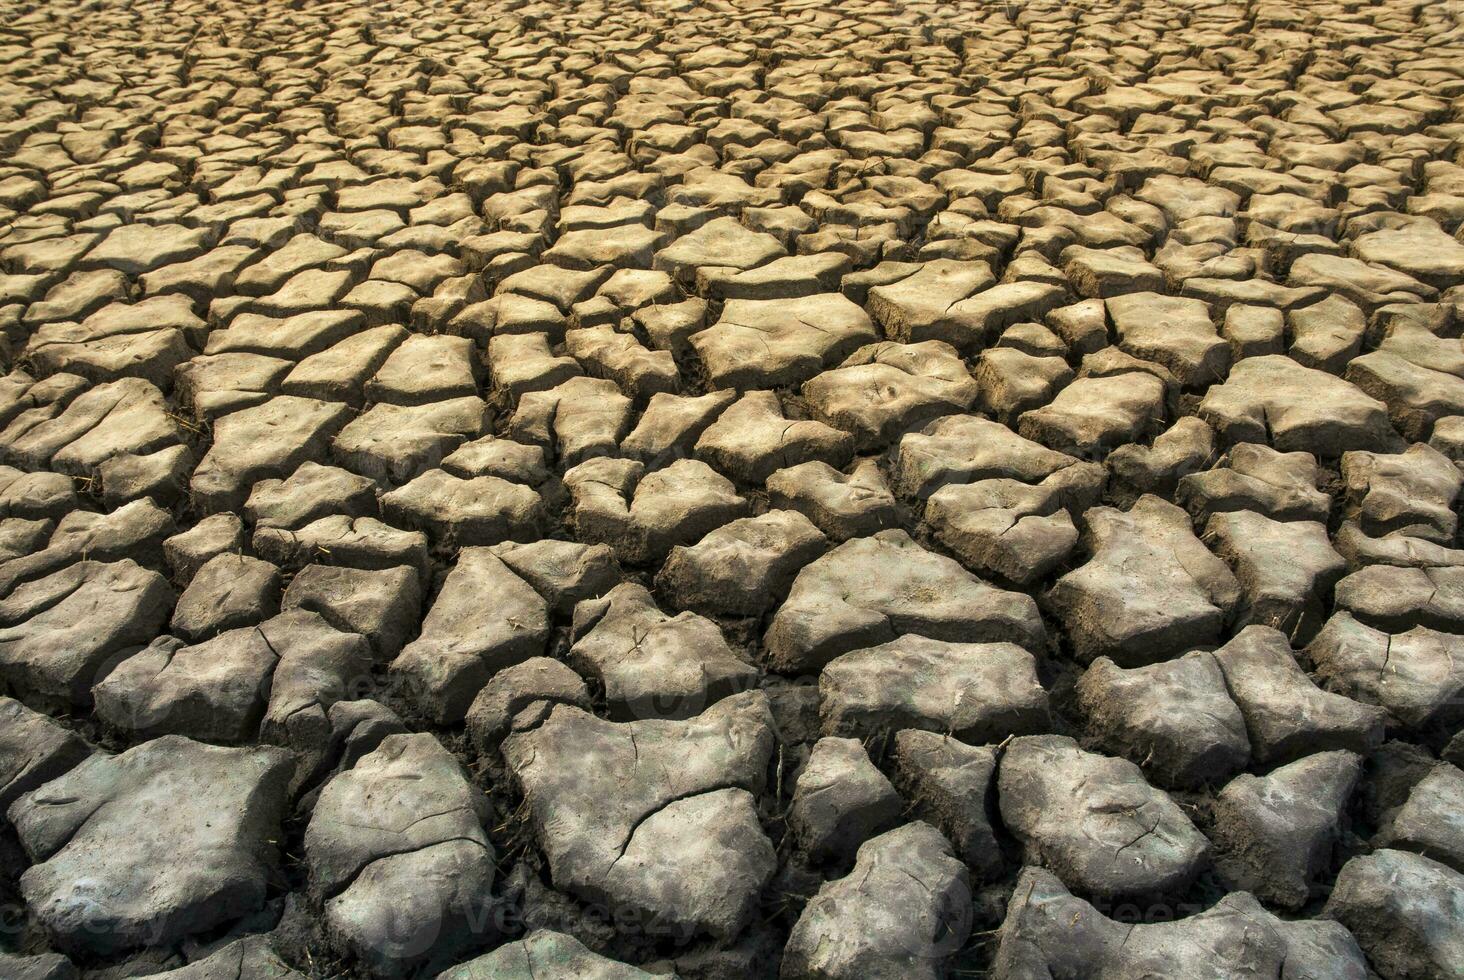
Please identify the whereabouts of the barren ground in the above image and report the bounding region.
[2,0,1464,977]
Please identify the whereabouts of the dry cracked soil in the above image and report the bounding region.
[2,0,1464,977]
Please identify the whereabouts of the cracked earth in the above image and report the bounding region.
[2,0,1464,977]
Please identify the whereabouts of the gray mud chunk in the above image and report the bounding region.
[169,553,282,640]
[802,340,978,450]
[1200,268,1332,313]
[488,539,621,614]
[443,435,551,486]
[254,516,428,579]
[973,347,1074,424]
[0,377,184,478]
[865,259,995,343]
[0,517,50,564]
[1308,611,1464,733]
[245,462,378,531]
[1348,346,1464,443]
[695,390,854,484]
[1017,370,1168,459]
[284,324,410,407]
[691,292,876,389]
[192,396,351,512]
[306,733,494,978]
[781,821,971,980]
[766,459,898,541]
[941,281,1067,353]
[298,699,408,800]
[173,352,290,422]
[565,457,747,565]
[925,469,1099,585]
[0,951,79,980]
[0,373,86,433]
[1198,354,1397,456]
[502,692,776,940]
[1106,416,1215,505]
[568,582,756,721]
[465,657,591,758]
[996,321,1067,358]
[820,634,1048,743]
[85,224,212,276]
[620,390,736,465]
[891,413,1100,499]
[381,468,543,546]
[8,736,292,955]
[1046,298,1110,357]
[1175,442,1331,523]
[1044,495,1240,666]
[0,496,174,595]
[1204,511,1347,642]
[141,936,303,979]
[1332,522,1464,572]
[163,513,243,585]
[440,930,656,979]
[656,509,826,617]
[1334,565,1464,633]
[1429,414,1464,463]
[633,299,710,355]
[698,252,849,301]
[1351,221,1464,290]
[1213,625,1385,765]
[1107,291,1230,389]
[994,866,1370,980]
[1211,750,1361,908]
[0,560,173,711]
[1076,653,1250,790]
[262,623,373,751]
[1379,763,1464,874]
[96,609,369,746]
[1342,443,1462,545]
[891,731,1003,880]
[1324,849,1464,980]
[0,465,75,520]
[998,734,1210,899]
[767,529,1045,675]
[95,445,192,508]
[654,215,785,285]
[789,736,902,865]
[566,326,677,399]
[1082,342,1180,387]
[364,333,481,406]
[1289,293,1366,373]
[0,696,90,814]
[390,547,548,723]
[508,376,632,466]
[331,396,490,485]
[1285,252,1432,313]
[1222,303,1285,359]
[282,564,422,661]
[1063,245,1164,300]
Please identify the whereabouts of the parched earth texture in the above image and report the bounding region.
[4,0,1464,977]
